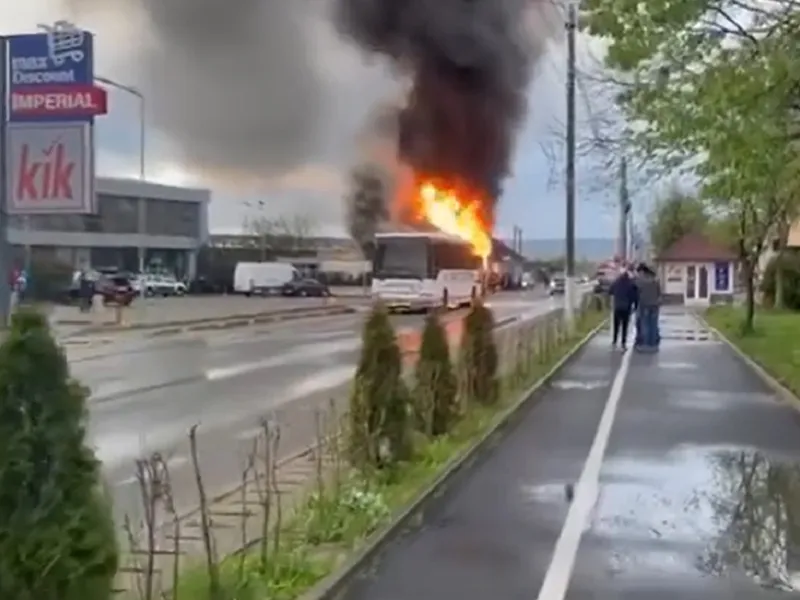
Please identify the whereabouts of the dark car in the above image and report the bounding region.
[282,278,330,297]
[67,272,136,306]
[97,273,137,306]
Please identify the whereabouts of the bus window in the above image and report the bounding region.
[374,238,432,279]
[431,240,482,274]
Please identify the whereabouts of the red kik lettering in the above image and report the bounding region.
[15,142,75,201]
[16,145,39,200]
[51,145,75,198]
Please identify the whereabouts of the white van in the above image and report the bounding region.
[233,262,300,296]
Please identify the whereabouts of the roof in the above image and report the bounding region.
[656,232,737,262]
[375,230,471,243]
[491,238,526,263]
[96,176,210,203]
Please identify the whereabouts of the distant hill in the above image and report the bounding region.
[518,238,616,261]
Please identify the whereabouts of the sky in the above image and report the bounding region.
[2,1,637,241]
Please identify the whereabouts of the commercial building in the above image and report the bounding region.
[8,176,210,278]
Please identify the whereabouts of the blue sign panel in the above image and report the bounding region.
[7,29,94,122]
[714,261,730,292]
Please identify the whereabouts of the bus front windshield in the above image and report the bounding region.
[373,238,430,280]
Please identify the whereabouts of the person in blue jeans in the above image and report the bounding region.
[634,263,661,351]
[608,267,639,350]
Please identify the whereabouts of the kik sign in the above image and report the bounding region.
[5,122,94,214]
[7,23,99,122]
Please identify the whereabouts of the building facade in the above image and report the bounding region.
[8,177,210,278]
[656,232,736,306]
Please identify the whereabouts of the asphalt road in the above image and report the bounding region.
[68,289,567,528]
[340,310,800,600]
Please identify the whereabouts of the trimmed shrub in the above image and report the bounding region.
[761,251,800,310]
[0,309,118,600]
[348,303,412,470]
[414,313,458,436]
[459,300,499,406]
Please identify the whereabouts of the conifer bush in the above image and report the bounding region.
[414,312,458,436]
[348,303,412,470]
[459,300,499,406]
[0,309,118,600]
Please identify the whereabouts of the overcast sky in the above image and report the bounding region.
[4,0,637,240]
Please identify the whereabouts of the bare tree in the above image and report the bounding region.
[242,201,319,258]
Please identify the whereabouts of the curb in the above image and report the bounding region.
[699,316,800,411]
[60,305,355,338]
[298,316,608,600]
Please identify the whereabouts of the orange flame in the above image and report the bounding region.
[416,180,492,259]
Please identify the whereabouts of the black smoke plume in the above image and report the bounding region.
[335,0,557,232]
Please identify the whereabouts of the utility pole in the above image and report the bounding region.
[618,156,630,263]
[564,1,577,329]
[0,37,10,325]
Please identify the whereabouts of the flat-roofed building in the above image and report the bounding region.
[8,176,210,278]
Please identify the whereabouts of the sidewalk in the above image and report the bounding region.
[337,310,800,600]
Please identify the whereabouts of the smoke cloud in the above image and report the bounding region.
[65,0,327,183]
[336,0,561,239]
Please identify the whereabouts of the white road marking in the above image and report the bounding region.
[204,338,359,381]
[536,345,633,600]
[234,366,356,441]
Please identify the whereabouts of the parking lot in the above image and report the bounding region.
[48,288,369,329]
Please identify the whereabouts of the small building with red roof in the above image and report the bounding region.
[655,232,737,305]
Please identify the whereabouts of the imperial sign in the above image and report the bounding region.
[11,85,107,117]
[7,25,99,122]
[5,122,94,214]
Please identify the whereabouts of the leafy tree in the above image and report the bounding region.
[459,301,499,406]
[582,0,800,332]
[414,313,458,436]
[648,186,709,255]
[0,309,118,600]
[348,303,412,470]
[761,250,800,310]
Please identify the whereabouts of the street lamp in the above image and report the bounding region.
[94,75,146,181]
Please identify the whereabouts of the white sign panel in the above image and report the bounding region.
[5,121,94,214]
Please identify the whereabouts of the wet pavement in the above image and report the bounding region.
[70,290,566,527]
[340,309,800,600]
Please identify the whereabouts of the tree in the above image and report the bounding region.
[761,250,800,310]
[459,301,499,406]
[344,164,390,260]
[0,309,117,600]
[243,203,318,259]
[648,186,709,255]
[582,0,800,332]
[413,313,458,436]
[348,303,412,470]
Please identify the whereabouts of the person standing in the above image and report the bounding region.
[634,263,662,351]
[608,267,638,350]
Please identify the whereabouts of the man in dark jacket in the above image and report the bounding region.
[634,263,661,351]
[608,267,638,350]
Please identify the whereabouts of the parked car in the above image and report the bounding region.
[282,278,330,297]
[188,276,224,294]
[140,274,186,297]
[97,273,137,306]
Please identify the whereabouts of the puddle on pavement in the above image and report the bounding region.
[595,446,800,591]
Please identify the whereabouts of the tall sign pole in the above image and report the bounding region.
[0,36,11,324]
[564,1,577,330]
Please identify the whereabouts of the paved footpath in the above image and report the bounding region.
[342,309,800,600]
